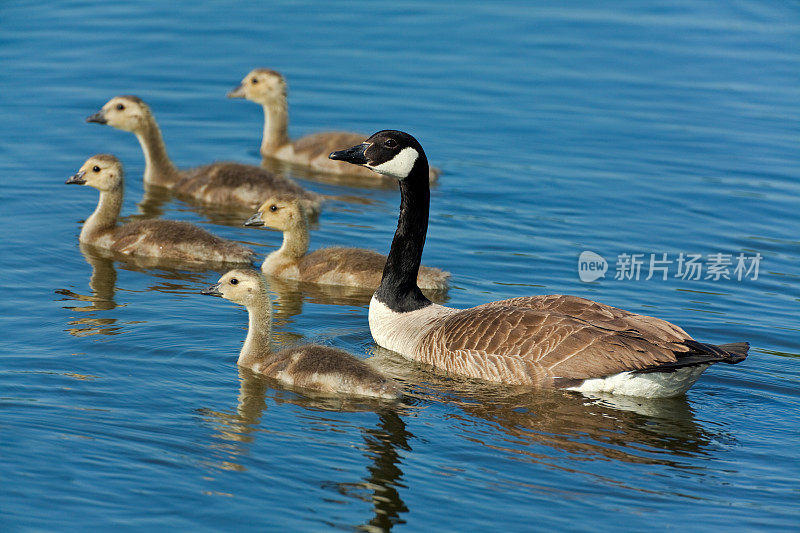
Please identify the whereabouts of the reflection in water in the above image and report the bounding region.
[76,237,252,273]
[57,244,232,337]
[56,244,122,336]
[452,389,709,469]
[265,274,375,322]
[58,245,725,527]
[262,274,446,350]
[133,183,172,219]
[262,156,401,191]
[264,273,449,325]
[352,409,411,531]
[195,347,726,532]
[373,347,722,475]
[197,367,411,530]
[199,367,271,448]
[132,179,283,228]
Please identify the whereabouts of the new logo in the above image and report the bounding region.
[578,251,608,282]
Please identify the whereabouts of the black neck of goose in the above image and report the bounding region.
[375,155,432,313]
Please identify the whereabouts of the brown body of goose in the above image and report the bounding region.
[86,95,322,215]
[228,69,439,183]
[201,269,401,399]
[66,154,255,265]
[244,194,450,291]
[329,130,749,398]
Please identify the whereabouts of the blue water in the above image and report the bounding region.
[2,1,799,530]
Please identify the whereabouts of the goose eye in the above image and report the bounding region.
[269,205,278,212]
[230,278,239,285]
[251,77,258,84]
[116,103,125,110]
[92,166,100,172]
[384,139,397,148]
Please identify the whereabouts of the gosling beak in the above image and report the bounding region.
[66,171,86,185]
[201,282,222,296]
[243,212,264,227]
[227,84,246,98]
[86,110,107,124]
[329,143,369,165]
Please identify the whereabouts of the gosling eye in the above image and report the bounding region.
[251,77,258,84]
[92,166,100,172]
[115,103,125,111]
[384,138,397,148]
[269,205,278,212]
[229,278,239,286]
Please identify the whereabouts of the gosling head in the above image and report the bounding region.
[329,130,426,180]
[86,95,152,133]
[227,68,287,105]
[66,154,123,191]
[243,195,306,231]
[201,269,266,307]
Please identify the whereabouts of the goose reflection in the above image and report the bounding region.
[194,346,722,531]
[197,367,411,530]
[344,408,411,531]
[373,346,722,469]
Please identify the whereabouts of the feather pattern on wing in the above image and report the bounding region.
[416,296,743,384]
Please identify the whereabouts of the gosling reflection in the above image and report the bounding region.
[136,181,257,225]
[264,273,449,325]
[56,244,121,336]
[133,177,284,230]
[134,182,171,219]
[262,156,402,191]
[199,367,271,446]
[58,243,229,337]
[198,368,410,530]
[264,274,375,323]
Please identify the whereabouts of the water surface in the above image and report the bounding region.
[1,1,799,530]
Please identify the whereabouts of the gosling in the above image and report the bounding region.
[244,195,450,291]
[86,95,322,215]
[228,68,439,183]
[66,154,255,265]
[201,269,402,399]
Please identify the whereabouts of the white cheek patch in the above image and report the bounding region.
[367,147,419,178]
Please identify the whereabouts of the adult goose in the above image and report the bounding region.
[201,269,402,399]
[243,194,450,291]
[66,154,255,265]
[329,130,748,398]
[228,68,440,183]
[86,95,322,216]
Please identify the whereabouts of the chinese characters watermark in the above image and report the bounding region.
[578,251,761,282]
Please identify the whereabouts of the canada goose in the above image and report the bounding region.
[66,154,255,265]
[201,269,402,399]
[329,130,749,398]
[243,195,450,291]
[228,69,440,183]
[86,95,322,216]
